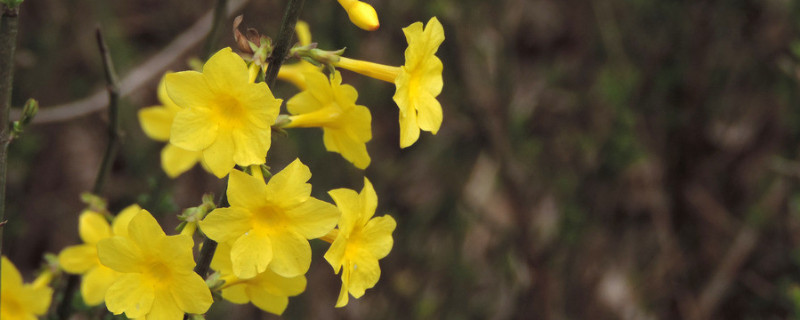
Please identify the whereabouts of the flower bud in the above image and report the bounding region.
[339,0,380,31]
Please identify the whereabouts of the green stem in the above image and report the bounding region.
[264,0,305,87]
[202,0,228,60]
[0,2,20,309]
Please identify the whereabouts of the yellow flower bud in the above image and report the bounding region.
[338,0,380,31]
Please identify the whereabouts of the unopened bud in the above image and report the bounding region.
[340,0,380,31]
[20,98,38,126]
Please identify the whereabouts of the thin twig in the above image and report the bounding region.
[264,0,305,87]
[10,0,251,125]
[203,0,229,60]
[92,27,121,195]
[0,3,21,305]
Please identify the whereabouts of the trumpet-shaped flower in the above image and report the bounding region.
[337,0,379,31]
[166,47,282,178]
[198,159,339,279]
[97,210,212,319]
[1,256,53,320]
[324,178,396,307]
[210,243,306,315]
[285,71,372,169]
[333,17,444,148]
[138,75,205,178]
[57,205,140,306]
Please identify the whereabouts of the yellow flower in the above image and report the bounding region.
[57,205,140,306]
[337,0,380,31]
[210,243,306,315]
[97,210,212,319]
[334,17,444,148]
[285,71,372,169]
[1,256,53,320]
[138,75,205,178]
[324,178,396,307]
[198,159,339,279]
[166,47,282,178]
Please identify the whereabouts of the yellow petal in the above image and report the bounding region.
[157,234,196,271]
[247,288,289,315]
[286,198,339,239]
[346,254,380,298]
[2,257,24,291]
[80,265,118,306]
[199,207,252,243]
[266,159,312,207]
[25,284,54,315]
[327,188,360,234]
[286,90,321,116]
[268,230,311,278]
[231,120,270,166]
[127,210,166,251]
[104,273,154,318]
[138,106,174,141]
[256,270,307,296]
[231,231,273,279]
[359,178,379,223]
[226,170,269,209]
[361,215,396,259]
[415,89,443,134]
[169,273,213,314]
[322,126,371,169]
[161,143,202,178]
[170,108,218,151]
[147,289,183,320]
[295,20,312,46]
[203,47,249,92]
[58,244,97,274]
[221,283,249,304]
[78,211,111,244]
[165,71,214,109]
[111,204,141,237]
[420,56,444,96]
[203,132,236,178]
[398,108,420,148]
[210,242,234,274]
[335,267,350,308]
[323,235,347,273]
[97,236,144,273]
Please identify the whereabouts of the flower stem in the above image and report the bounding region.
[92,27,121,195]
[264,0,305,88]
[0,2,20,309]
[202,0,228,60]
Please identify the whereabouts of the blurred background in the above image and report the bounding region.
[5,0,800,318]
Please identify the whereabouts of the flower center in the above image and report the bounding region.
[210,94,246,129]
[252,205,288,233]
[144,261,172,285]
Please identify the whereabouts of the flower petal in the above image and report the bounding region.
[231,231,273,279]
[266,159,311,207]
[104,273,154,319]
[327,188,360,235]
[361,215,396,259]
[170,108,218,151]
[138,106,174,141]
[156,235,196,271]
[231,120,270,166]
[170,273,213,314]
[198,207,252,243]
[324,235,347,274]
[58,244,97,274]
[286,90,322,115]
[111,204,141,237]
[227,169,269,209]
[398,107,420,148]
[165,71,214,109]
[268,230,311,278]
[161,143,202,178]
[81,265,118,306]
[346,253,380,298]
[359,178,379,223]
[248,288,289,315]
[79,211,112,244]
[221,283,249,304]
[203,132,236,178]
[1,257,24,290]
[286,198,339,239]
[127,210,166,251]
[203,47,249,92]
[414,91,443,134]
[97,236,144,273]
[148,289,183,320]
